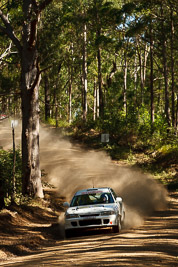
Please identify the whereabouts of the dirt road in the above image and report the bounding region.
[0,191,177,267]
[0,119,177,266]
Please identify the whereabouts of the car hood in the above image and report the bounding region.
[66,204,117,215]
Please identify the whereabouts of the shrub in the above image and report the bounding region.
[0,149,22,207]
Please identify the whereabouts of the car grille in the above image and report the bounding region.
[80,214,100,217]
[79,219,101,226]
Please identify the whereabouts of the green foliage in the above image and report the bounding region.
[136,108,173,147]
[46,118,57,126]
[0,149,22,204]
[46,117,70,128]
[104,144,131,161]
[158,145,178,155]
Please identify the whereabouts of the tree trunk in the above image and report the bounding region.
[97,87,100,119]
[97,46,104,118]
[150,23,154,125]
[176,94,178,130]
[52,86,56,119]
[123,52,127,115]
[134,54,138,106]
[136,38,144,104]
[143,43,149,86]
[44,74,50,121]
[55,100,58,128]
[161,6,171,127]
[68,69,72,123]
[162,40,171,127]
[21,49,43,198]
[82,23,88,121]
[93,79,97,121]
[21,2,44,198]
[0,180,5,209]
[170,6,176,129]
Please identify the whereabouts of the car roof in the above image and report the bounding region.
[74,187,111,196]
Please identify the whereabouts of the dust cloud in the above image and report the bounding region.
[39,126,167,229]
[0,120,168,230]
[0,118,21,150]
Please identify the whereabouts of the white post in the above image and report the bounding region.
[11,120,18,204]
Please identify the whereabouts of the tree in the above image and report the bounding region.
[149,22,154,125]
[169,1,176,129]
[0,0,53,198]
[82,22,88,121]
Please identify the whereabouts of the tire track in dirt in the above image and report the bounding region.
[1,192,177,266]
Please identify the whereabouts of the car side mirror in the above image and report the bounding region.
[63,202,70,207]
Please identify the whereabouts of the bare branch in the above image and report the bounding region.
[0,1,9,10]
[0,42,12,61]
[0,9,22,53]
[39,65,53,74]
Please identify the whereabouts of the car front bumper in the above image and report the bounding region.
[65,214,118,230]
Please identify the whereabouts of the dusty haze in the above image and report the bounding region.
[0,119,167,229]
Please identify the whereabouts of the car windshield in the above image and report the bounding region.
[70,192,114,207]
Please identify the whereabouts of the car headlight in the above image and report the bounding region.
[100,210,115,216]
[65,213,79,219]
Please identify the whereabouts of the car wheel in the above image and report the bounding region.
[121,211,125,225]
[113,216,121,233]
[65,229,72,238]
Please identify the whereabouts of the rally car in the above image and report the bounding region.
[63,187,125,237]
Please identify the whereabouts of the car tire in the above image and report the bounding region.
[121,211,125,225]
[113,216,121,233]
[65,229,72,238]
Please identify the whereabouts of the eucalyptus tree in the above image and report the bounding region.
[42,0,85,123]
[151,0,178,129]
[87,0,124,119]
[159,3,171,127]
[125,0,177,134]
[38,2,65,123]
[168,0,177,130]
[0,0,54,198]
[47,0,96,123]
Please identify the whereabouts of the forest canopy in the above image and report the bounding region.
[1,0,177,133]
[0,0,178,203]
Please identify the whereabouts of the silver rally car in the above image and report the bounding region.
[63,187,125,237]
